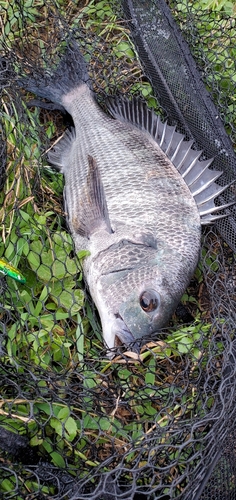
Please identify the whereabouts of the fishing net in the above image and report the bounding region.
[0,0,235,498]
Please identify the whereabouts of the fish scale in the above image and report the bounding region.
[20,41,234,354]
[64,89,198,237]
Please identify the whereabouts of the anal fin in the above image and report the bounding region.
[47,128,75,170]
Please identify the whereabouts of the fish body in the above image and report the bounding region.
[60,88,201,348]
[22,42,233,352]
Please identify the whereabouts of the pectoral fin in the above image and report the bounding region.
[73,155,112,239]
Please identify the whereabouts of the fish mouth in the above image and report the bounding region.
[113,314,140,353]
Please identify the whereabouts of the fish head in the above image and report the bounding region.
[93,242,195,353]
[99,279,179,352]
[118,285,175,338]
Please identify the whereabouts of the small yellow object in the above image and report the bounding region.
[0,258,26,284]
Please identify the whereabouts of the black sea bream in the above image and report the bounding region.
[22,41,233,353]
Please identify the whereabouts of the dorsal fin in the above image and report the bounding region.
[106,97,235,224]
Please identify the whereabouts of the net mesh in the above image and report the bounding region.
[0,1,236,499]
[124,0,236,251]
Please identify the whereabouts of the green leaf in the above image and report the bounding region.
[20,290,35,315]
[30,435,43,446]
[50,451,65,468]
[55,311,70,320]
[83,371,98,389]
[22,240,30,256]
[49,279,84,313]
[145,357,156,386]
[41,439,53,454]
[5,242,15,261]
[34,286,49,316]
[64,417,77,441]
[114,41,134,59]
[98,417,112,431]
[177,336,192,354]
[34,214,47,225]
[83,415,99,431]
[40,316,54,331]
[77,249,90,260]
[35,402,52,416]
[28,250,40,270]
[37,264,52,281]
[1,478,16,492]
[50,417,63,436]
[57,407,70,420]
[76,312,84,361]
[16,237,28,256]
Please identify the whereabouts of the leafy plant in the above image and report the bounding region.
[0,0,45,45]
[0,1,234,496]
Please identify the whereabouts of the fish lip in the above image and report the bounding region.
[113,314,140,353]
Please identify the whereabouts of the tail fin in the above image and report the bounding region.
[18,40,90,105]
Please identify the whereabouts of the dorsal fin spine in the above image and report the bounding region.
[159,120,167,148]
[199,200,236,216]
[181,151,203,179]
[143,103,147,130]
[164,126,177,155]
[192,171,222,197]
[106,97,235,224]
[186,159,214,186]
[153,114,160,139]
[201,213,232,224]
[175,141,194,170]
[169,136,184,162]
[197,180,235,206]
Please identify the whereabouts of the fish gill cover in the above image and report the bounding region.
[0,0,235,499]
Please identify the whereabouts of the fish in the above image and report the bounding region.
[20,40,234,353]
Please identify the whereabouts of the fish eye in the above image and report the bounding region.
[139,290,160,313]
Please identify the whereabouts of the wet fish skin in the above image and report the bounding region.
[20,41,230,353]
[57,82,201,350]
